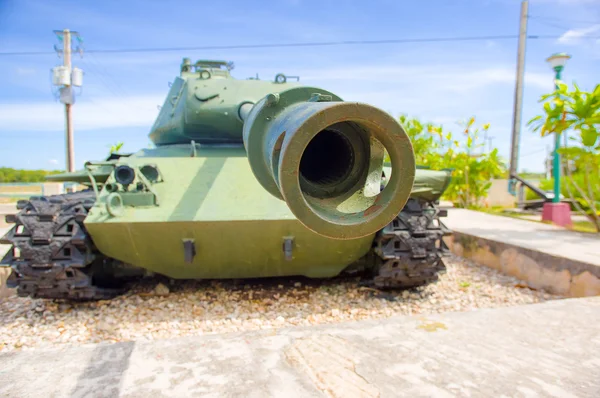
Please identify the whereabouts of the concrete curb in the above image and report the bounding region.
[0,268,15,298]
[444,232,600,297]
[0,224,15,298]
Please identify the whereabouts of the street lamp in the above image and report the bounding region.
[542,52,572,227]
[546,52,570,203]
[546,53,570,76]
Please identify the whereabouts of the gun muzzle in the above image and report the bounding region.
[242,87,415,240]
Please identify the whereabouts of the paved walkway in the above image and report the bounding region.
[0,203,17,215]
[444,208,600,267]
[1,297,599,397]
[1,226,10,258]
[0,226,12,297]
[518,213,591,223]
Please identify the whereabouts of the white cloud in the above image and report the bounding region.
[0,62,552,144]
[530,0,600,4]
[48,159,58,165]
[0,95,163,132]
[16,67,36,76]
[558,24,600,44]
[300,64,551,91]
[438,68,551,93]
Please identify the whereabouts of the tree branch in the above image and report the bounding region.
[564,162,600,232]
[583,162,600,231]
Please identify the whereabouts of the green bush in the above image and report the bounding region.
[528,81,600,231]
[0,167,63,183]
[396,115,507,208]
[526,177,600,216]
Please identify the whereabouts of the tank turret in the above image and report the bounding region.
[149,59,302,145]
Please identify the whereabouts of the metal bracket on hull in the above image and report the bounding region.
[183,239,196,264]
[283,236,294,261]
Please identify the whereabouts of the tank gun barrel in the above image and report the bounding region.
[242,87,416,240]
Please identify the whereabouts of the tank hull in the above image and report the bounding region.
[83,145,374,279]
[85,220,373,279]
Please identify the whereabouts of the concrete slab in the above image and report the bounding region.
[444,208,600,266]
[518,213,591,223]
[0,226,13,298]
[1,297,599,397]
[0,203,17,214]
[443,208,600,297]
[0,226,10,255]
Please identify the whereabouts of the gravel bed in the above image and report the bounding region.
[0,254,561,352]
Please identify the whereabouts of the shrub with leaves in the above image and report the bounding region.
[0,167,63,182]
[528,82,600,232]
[395,115,507,208]
[110,142,124,154]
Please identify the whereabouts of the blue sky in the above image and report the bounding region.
[0,0,598,173]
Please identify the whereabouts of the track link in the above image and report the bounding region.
[0,191,122,300]
[371,198,451,289]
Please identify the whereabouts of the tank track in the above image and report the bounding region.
[0,191,123,300]
[370,198,451,289]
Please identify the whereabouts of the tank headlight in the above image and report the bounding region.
[140,164,160,183]
[114,165,136,186]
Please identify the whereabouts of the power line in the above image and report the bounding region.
[80,54,131,98]
[0,34,580,57]
[529,15,600,26]
[528,16,571,31]
[521,147,547,157]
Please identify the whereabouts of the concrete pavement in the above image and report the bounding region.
[0,226,12,297]
[1,297,599,397]
[444,208,600,267]
[0,203,18,214]
[0,226,9,255]
[443,208,600,297]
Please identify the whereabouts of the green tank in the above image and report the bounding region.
[1,59,452,300]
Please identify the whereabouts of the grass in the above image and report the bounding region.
[571,220,598,234]
[0,198,20,204]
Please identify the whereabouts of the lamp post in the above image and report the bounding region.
[542,52,572,227]
[546,52,570,203]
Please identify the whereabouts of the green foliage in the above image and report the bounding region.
[0,167,63,183]
[526,177,600,215]
[528,82,600,232]
[518,171,545,180]
[398,115,507,208]
[525,182,547,201]
[110,142,124,154]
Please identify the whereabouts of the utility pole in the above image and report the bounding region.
[507,0,529,195]
[52,29,83,174]
[64,30,74,173]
